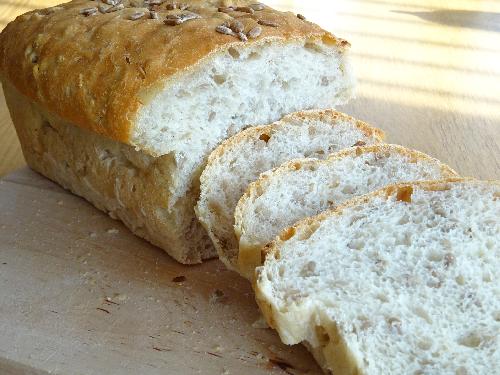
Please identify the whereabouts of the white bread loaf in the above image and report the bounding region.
[195,110,384,269]
[234,144,458,279]
[0,0,355,263]
[255,179,500,375]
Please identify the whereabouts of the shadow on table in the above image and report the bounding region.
[393,10,500,32]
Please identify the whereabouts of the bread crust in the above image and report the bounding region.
[0,0,348,147]
[235,144,458,278]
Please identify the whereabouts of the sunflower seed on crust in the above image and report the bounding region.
[98,4,111,13]
[249,3,265,11]
[235,6,255,14]
[218,7,234,13]
[80,7,98,16]
[148,0,163,4]
[237,31,248,42]
[106,3,124,12]
[165,2,176,10]
[216,24,235,35]
[297,13,306,20]
[150,10,159,19]
[129,11,145,20]
[103,0,119,5]
[230,20,244,33]
[258,19,278,27]
[178,3,189,10]
[247,25,262,39]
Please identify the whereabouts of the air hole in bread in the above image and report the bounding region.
[208,111,216,122]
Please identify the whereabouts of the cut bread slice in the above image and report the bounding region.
[195,110,385,270]
[255,179,500,375]
[235,144,458,279]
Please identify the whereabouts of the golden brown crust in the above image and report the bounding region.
[0,0,346,145]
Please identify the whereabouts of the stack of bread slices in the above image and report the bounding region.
[0,1,497,373]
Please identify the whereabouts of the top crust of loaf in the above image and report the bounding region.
[0,0,348,146]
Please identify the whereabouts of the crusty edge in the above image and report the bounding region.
[235,144,459,279]
[196,109,385,270]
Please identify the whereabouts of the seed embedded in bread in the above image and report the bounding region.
[258,19,278,27]
[98,4,111,13]
[103,0,120,5]
[237,31,248,42]
[297,13,306,20]
[149,10,159,19]
[218,7,234,13]
[230,20,244,33]
[247,26,262,39]
[106,3,124,12]
[79,7,98,16]
[164,11,200,25]
[129,11,146,20]
[215,24,235,36]
[235,6,255,14]
[249,3,265,11]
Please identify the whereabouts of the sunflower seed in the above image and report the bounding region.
[103,0,119,5]
[106,3,124,12]
[218,7,234,13]
[80,7,98,16]
[150,10,159,19]
[249,3,265,11]
[165,2,176,10]
[235,6,254,14]
[129,11,145,20]
[297,13,306,20]
[178,3,189,10]
[247,25,262,38]
[215,24,235,35]
[237,31,248,42]
[230,20,244,33]
[98,4,111,13]
[258,19,278,27]
[164,11,200,25]
[148,0,163,4]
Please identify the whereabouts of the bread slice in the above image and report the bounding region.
[234,144,458,279]
[195,110,384,270]
[255,179,500,375]
[0,1,355,264]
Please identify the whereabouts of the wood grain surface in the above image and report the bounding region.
[0,1,499,374]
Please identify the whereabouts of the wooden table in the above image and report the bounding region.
[0,1,499,374]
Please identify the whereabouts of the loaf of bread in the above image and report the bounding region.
[196,110,384,270]
[0,0,355,263]
[255,179,500,374]
[234,144,457,279]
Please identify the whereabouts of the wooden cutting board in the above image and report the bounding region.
[0,168,321,375]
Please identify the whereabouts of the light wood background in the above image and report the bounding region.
[0,0,498,178]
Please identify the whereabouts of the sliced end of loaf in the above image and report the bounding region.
[235,144,458,280]
[255,179,499,374]
[195,110,384,271]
